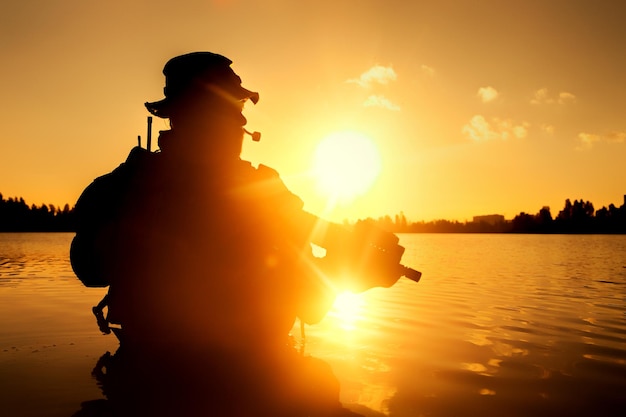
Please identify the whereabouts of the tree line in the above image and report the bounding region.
[1,192,625,234]
[0,193,74,232]
[372,198,626,234]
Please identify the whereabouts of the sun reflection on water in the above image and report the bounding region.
[328,291,366,331]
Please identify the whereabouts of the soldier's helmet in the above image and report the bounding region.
[145,52,259,118]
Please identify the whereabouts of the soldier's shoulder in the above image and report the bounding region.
[122,146,160,172]
[251,163,304,210]
[256,163,280,178]
[76,148,159,210]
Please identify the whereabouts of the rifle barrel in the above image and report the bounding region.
[401,265,422,283]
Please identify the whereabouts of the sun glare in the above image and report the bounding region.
[330,291,366,331]
[311,131,381,202]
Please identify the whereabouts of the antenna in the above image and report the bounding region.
[146,116,153,152]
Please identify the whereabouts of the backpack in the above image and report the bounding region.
[70,147,152,287]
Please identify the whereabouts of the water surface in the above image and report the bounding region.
[1,233,625,416]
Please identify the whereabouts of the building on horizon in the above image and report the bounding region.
[472,214,505,225]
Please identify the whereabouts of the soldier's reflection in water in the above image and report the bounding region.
[73,345,359,417]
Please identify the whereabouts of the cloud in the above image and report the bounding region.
[348,65,400,110]
[531,88,576,104]
[531,88,550,104]
[576,130,626,150]
[576,133,601,150]
[363,95,401,111]
[477,86,499,103]
[347,65,397,88]
[558,92,576,104]
[540,124,555,135]
[605,130,626,143]
[421,65,436,77]
[462,115,529,142]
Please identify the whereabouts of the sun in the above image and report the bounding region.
[311,131,381,202]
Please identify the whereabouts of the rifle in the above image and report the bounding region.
[300,212,422,285]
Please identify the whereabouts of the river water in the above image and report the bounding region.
[0,233,625,416]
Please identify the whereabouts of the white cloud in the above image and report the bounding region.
[363,94,401,111]
[511,124,528,139]
[462,115,495,141]
[576,133,601,150]
[540,124,555,135]
[462,115,529,142]
[477,86,499,103]
[531,88,576,105]
[421,65,436,77]
[347,65,397,88]
[558,92,576,104]
[576,130,626,150]
[531,88,550,104]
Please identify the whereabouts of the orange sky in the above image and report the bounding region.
[1,0,625,222]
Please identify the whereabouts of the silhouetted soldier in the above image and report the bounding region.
[71,52,410,416]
